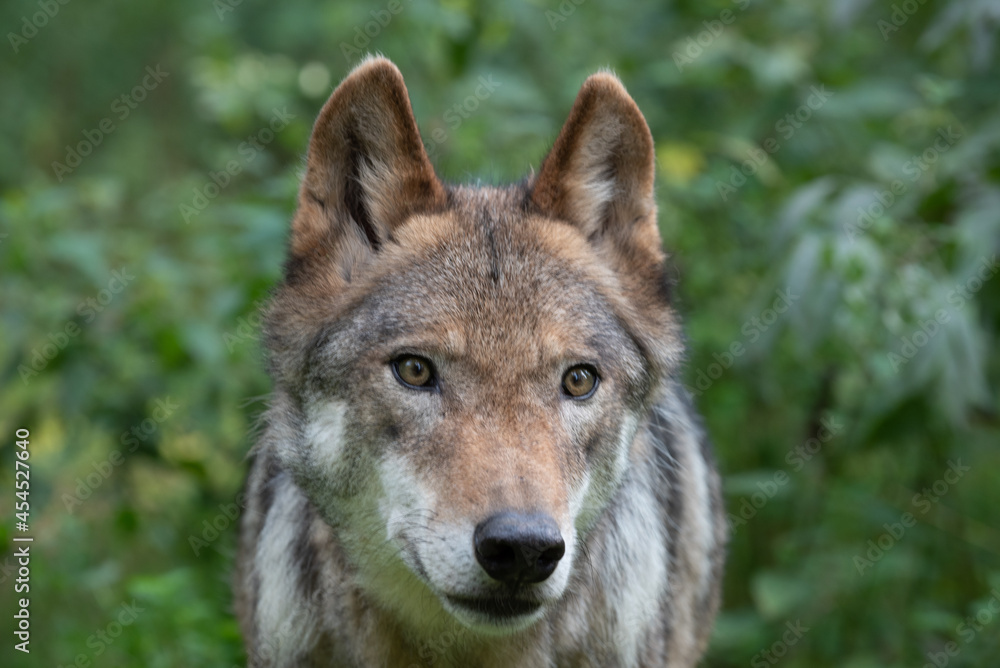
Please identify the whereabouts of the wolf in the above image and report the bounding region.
[235,56,726,668]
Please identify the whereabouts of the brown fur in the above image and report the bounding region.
[236,56,726,668]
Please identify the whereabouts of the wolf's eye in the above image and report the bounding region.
[392,355,436,390]
[562,365,598,399]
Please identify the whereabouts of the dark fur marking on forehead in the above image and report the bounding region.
[448,182,533,222]
[485,224,500,284]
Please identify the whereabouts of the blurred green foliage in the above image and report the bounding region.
[1,0,999,666]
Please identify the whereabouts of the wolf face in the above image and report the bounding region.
[239,56,724,667]
[287,201,673,631]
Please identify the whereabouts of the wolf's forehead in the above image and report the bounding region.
[359,205,620,357]
[396,218,595,310]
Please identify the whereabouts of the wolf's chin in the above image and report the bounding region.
[439,593,547,634]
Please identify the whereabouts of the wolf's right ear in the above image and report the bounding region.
[531,72,671,308]
[287,56,446,281]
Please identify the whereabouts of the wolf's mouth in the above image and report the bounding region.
[445,594,543,620]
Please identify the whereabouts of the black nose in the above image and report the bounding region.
[474,512,566,585]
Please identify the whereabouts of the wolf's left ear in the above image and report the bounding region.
[288,56,446,278]
[531,72,665,277]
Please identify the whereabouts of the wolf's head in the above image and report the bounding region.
[265,57,681,634]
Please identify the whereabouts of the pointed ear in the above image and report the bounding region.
[288,56,446,279]
[531,72,660,251]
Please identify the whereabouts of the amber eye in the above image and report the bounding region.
[392,355,436,390]
[562,365,598,399]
